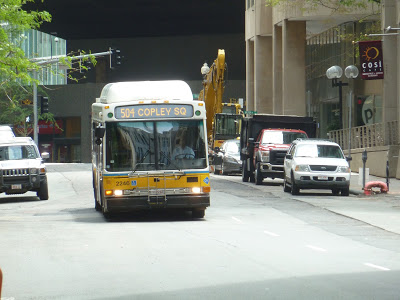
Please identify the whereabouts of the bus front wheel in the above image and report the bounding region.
[192,208,205,218]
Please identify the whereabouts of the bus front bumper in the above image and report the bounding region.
[104,194,210,212]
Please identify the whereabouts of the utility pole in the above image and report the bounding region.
[33,71,38,144]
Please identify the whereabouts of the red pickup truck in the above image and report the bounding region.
[240,114,316,185]
[252,128,308,185]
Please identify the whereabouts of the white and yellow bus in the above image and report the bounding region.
[91,81,210,218]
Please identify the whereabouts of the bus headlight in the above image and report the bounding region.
[192,187,201,193]
[114,190,123,196]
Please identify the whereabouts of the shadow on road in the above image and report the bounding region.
[105,209,207,223]
[0,195,41,204]
[66,207,207,223]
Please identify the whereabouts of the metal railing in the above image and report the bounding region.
[328,121,399,150]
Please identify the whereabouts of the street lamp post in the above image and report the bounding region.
[326,65,359,160]
[344,65,359,160]
[326,66,348,128]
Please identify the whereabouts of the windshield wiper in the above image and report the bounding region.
[159,151,181,170]
[132,149,151,173]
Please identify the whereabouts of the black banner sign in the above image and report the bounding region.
[359,40,384,80]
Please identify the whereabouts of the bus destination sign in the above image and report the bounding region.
[115,104,194,119]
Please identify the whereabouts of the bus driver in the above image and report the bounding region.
[172,129,195,160]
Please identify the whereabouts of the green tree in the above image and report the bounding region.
[0,0,96,135]
[0,0,51,85]
[0,0,51,135]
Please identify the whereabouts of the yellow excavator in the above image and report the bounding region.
[198,49,242,151]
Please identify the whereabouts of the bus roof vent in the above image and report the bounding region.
[99,80,193,104]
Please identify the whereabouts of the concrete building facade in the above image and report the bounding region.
[245,0,400,178]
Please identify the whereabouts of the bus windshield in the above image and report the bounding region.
[105,120,207,172]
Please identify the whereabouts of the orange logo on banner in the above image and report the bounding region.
[362,47,380,61]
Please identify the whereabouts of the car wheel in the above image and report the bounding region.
[255,162,263,185]
[341,187,350,196]
[192,208,205,218]
[37,180,49,200]
[283,176,291,193]
[94,177,101,211]
[95,186,101,211]
[291,173,300,195]
[332,189,340,196]
[214,166,221,175]
[99,182,110,217]
[242,161,249,182]
[249,172,255,183]
[221,163,228,175]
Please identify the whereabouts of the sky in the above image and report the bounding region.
[27,0,245,40]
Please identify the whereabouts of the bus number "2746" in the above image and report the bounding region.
[116,181,130,186]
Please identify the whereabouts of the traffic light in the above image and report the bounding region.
[41,96,49,114]
[110,48,122,69]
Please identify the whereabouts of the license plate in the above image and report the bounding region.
[318,175,328,180]
[11,184,22,190]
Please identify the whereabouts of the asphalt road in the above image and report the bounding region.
[0,164,400,299]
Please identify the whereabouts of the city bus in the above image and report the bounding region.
[91,81,210,218]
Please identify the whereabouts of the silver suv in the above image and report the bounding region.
[283,139,350,196]
[0,137,49,200]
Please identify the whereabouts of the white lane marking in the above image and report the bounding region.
[264,230,280,237]
[306,245,327,252]
[364,263,390,271]
[231,216,243,224]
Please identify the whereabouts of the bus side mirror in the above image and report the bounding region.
[95,127,105,139]
[95,127,105,145]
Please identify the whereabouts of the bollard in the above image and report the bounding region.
[0,267,2,298]
[362,149,367,190]
[386,160,390,191]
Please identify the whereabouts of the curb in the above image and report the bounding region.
[350,189,363,195]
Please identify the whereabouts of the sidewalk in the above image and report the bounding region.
[349,172,400,196]
[322,172,400,235]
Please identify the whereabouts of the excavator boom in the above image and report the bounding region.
[199,49,226,141]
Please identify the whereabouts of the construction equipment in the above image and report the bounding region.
[198,49,242,152]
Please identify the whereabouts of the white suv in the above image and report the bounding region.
[283,139,351,196]
[0,137,49,200]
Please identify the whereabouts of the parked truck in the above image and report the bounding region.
[240,114,317,185]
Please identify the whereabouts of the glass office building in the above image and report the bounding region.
[19,29,67,85]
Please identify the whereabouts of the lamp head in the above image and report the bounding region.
[344,65,359,79]
[326,66,343,79]
[201,63,210,76]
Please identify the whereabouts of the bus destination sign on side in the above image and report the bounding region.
[115,104,194,119]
